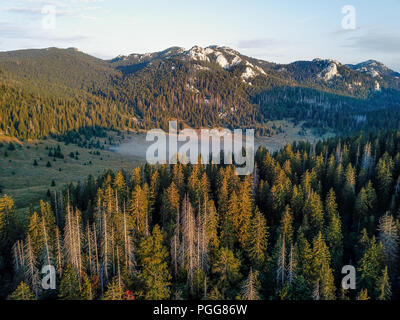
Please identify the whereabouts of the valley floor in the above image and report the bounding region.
[0,120,332,214]
[0,134,143,214]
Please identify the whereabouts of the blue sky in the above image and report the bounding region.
[1,0,399,70]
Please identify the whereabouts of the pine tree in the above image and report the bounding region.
[204,199,219,252]
[27,211,42,257]
[24,235,39,297]
[236,176,253,249]
[355,182,377,232]
[64,204,82,276]
[59,265,81,300]
[287,244,296,287]
[357,288,370,300]
[295,231,313,292]
[130,185,149,236]
[114,170,127,200]
[361,142,374,178]
[304,191,324,237]
[221,192,239,249]
[271,169,291,217]
[212,247,241,298]
[377,212,399,270]
[376,267,391,300]
[342,163,356,208]
[281,205,294,244]
[103,278,124,300]
[324,189,343,270]
[8,282,36,300]
[161,182,180,237]
[276,235,287,288]
[358,236,386,296]
[312,233,336,300]
[274,207,294,288]
[80,273,93,300]
[375,153,394,204]
[131,167,142,189]
[137,225,171,300]
[247,207,268,267]
[0,195,14,241]
[180,195,198,291]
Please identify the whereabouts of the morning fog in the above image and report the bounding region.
[146,121,254,175]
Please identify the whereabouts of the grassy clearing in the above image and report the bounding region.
[256,120,335,152]
[0,134,143,212]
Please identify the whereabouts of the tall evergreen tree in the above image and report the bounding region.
[8,282,36,300]
[137,225,171,300]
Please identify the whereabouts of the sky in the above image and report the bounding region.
[0,0,400,70]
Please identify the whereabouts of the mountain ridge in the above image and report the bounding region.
[1,45,400,140]
[1,45,399,95]
[109,45,400,90]
[109,45,399,74]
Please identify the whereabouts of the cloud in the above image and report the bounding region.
[237,38,280,49]
[342,31,400,54]
[295,14,322,25]
[0,22,90,42]
[1,0,103,20]
[2,7,43,15]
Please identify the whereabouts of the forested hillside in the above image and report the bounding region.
[1,46,400,140]
[1,130,400,300]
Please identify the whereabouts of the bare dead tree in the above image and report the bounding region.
[24,235,39,297]
[287,244,296,287]
[55,227,63,277]
[276,236,286,287]
[242,268,259,300]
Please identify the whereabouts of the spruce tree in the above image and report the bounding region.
[8,282,36,300]
[324,189,343,270]
[59,265,80,300]
[247,207,268,267]
[212,247,241,298]
[358,236,386,296]
[80,273,93,300]
[137,225,171,300]
[376,267,391,300]
[103,278,124,300]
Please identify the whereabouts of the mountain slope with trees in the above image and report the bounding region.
[1,46,400,139]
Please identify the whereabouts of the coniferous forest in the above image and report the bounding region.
[0,38,400,304]
[1,130,400,300]
[2,3,400,315]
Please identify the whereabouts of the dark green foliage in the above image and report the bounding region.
[2,130,400,300]
[8,282,35,300]
[48,145,64,159]
[59,265,81,300]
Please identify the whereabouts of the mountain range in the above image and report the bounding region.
[1,45,400,139]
